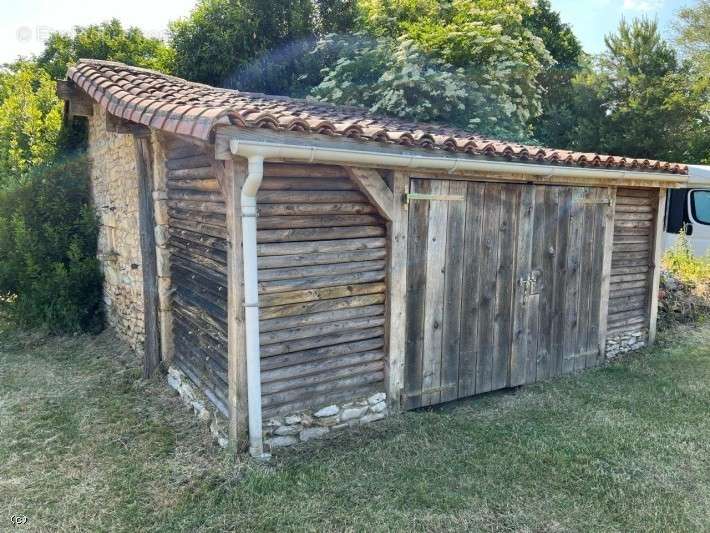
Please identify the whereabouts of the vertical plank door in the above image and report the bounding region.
[403,179,612,409]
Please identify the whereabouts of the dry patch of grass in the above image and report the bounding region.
[1,318,709,532]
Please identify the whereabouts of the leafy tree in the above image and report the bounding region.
[0,156,103,333]
[38,19,174,80]
[312,0,552,140]
[675,0,709,72]
[591,18,708,162]
[524,0,584,147]
[0,62,63,189]
[169,0,357,94]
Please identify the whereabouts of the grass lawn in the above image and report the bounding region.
[1,320,709,532]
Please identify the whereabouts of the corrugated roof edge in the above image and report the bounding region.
[65,59,688,176]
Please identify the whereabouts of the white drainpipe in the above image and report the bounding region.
[229,137,688,459]
[241,154,268,459]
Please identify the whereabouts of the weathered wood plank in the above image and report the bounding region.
[403,179,430,409]
[551,187,572,377]
[257,214,383,230]
[258,248,386,270]
[257,203,377,216]
[256,225,385,243]
[258,260,385,282]
[536,186,559,380]
[258,269,386,295]
[458,181,485,397]
[261,338,384,371]
[259,304,384,334]
[133,134,161,378]
[259,293,385,321]
[420,180,449,406]
[260,326,385,358]
[260,176,356,191]
[262,360,385,394]
[386,171,409,409]
[257,190,368,204]
[259,282,385,308]
[648,188,666,345]
[440,180,467,402]
[476,183,503,393]
[492,184,517,390]
[511,184,535,386]
[262,350,384,384]
[257,237,386,257]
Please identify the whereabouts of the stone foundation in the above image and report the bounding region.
[167,366,228,448]
[264,393,388,450]
[606,329,648,358]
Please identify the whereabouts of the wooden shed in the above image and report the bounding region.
[59,60,689,456]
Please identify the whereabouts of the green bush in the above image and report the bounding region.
[0,155,103,333]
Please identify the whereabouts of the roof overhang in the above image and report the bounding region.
[215,126,688,189]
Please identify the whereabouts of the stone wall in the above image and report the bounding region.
[606,329,648,358]
[264,393,388,450]
[88,105,144,352]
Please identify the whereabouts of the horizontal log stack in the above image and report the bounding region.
[165,138,229,416]
[607,187,656,352]
[257,163,388,418]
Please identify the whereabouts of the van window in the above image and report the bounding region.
[691,190,710,225]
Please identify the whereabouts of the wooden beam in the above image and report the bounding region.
[346,167,395,221]
[386,171,409,410]
[648,188,667,345]
[56,80,94,118]
[133,132,161,378]
[107,112,149,136]
[597,187,617,358]
[214,157,249,449]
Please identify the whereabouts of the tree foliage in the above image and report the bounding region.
[523,0,584,147]
[675,0,710,72]
[169,0,358,94]
[38,19,174,80]
[558,18,709,164]
[0,62,63,190]
[312,0,551,140]
[0,156,103,333]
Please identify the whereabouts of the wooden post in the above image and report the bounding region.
[648,187,667,345]
[597,186,617,359]
[133,131,161,378]
[386,171,409,409]
[214,157,249,448]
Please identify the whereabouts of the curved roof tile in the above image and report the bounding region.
[65,59,688,175]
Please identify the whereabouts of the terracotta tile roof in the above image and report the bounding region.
[66,59,687,175]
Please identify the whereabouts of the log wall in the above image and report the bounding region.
[257,163,388,418]
[165,137,229,416]
[607,188,657,338]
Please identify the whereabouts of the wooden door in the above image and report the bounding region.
[403,179,612,409]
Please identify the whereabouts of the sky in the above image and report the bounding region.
[0,0,699,65]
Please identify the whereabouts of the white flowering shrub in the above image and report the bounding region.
[310,0,551,140]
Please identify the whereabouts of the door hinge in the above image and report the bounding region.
[406,192,465,204]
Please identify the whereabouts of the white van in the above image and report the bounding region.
[664,165,710,257]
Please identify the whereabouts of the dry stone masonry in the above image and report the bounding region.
[606,330,648,358]
[264,393,389,450]
[88,106,144,353]
[167,366,229,447]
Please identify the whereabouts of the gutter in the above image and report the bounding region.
[229,138,688,185]
[229,136,687,459]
